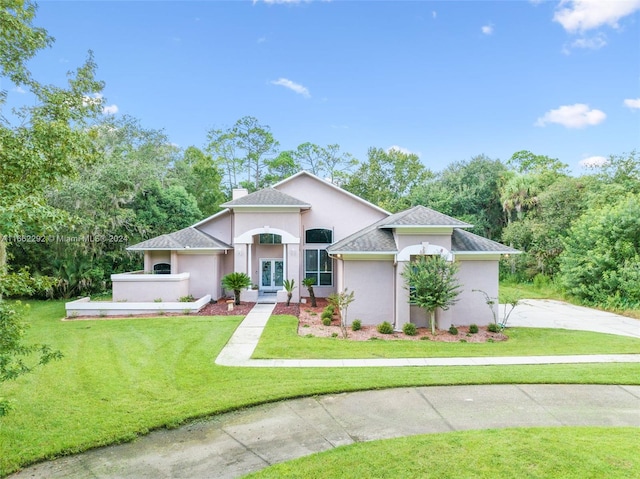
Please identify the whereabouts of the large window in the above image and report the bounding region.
[305,249,333,286]
[259,233,282,244]
[305,228,332,244]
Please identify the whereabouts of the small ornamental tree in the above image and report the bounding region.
[221,272,251,305]
[328,288,355,339]
[283,278,296,306]
[402,254,461,335]
[302,277,317,307]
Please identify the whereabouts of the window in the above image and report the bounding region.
[153,263,171,274]
[305,228,332,244]
[259,233,282,244]
[305,249,333,286]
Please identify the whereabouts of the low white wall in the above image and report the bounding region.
[111,271,190,302]
[65,295,211,317]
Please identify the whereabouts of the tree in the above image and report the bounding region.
[559,193,640,308]
[410,155,507,239]
[344,147,432,212]
[401,254,461,335]
[222,272,251,305]
[206,116,279,192]
[169,146,226,217]
[327,288,355,339]
[9,115,202,298]
[291,142,358,184]
[0,0,93,412]
[283,278,296,306]
[302,277,317,307]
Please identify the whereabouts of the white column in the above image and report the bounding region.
[282,243,288,284]
[247,243,252,289]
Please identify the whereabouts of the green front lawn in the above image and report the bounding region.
[252,315,640,359]
[1,301,639,476]
[245,427,640,479]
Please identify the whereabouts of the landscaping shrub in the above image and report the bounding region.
[322,317,332,326]
[321,311,333,321]
[351,319,362,331]
[323,305,334,316]
[469,324,479,334]
[402,323,417,336]
[377,321,394,334]
[449,325,459,335]
[179,295,195,302]
[487,323,500,333]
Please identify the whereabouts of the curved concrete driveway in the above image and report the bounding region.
[10,385,640,479]
[507,299,640,338]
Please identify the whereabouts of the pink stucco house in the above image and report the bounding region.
[117,171,517,329]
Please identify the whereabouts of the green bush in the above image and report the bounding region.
[323,306,334,316]
[402,323,417,336]
[469,324,479,334]
[351,319,362,331]
[322,317,332,326]
[179,295,195,302]
[321,311,333,321]
[377,321,394,334]
[448,325,459,335]
[487,323,500,333]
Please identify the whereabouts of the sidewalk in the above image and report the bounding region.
[11,384,640,479]
[215,300,640,367]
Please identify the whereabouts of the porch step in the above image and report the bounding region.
[257,293,277,304]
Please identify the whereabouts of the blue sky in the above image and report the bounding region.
[10,0,640,173]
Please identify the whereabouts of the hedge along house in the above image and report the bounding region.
[119,171,518,329]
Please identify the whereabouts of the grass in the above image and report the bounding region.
[1,300,639,476]
[252,315,640,359]
[245,427,640,479]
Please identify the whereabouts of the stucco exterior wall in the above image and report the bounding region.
[197,211,233,245]
[177,252,220,299]
[341,260,394,325]
[450,259,498,326]
[234,211,301,238]
[395,234,452,252]
[276,174,387,242]
[112,272,190,302]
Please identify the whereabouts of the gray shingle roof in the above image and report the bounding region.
[451,229,519,253]
[128,227,232,251]
[328,216,398,253]
[329,206,517,255]
[380,205,472,228]
[221,188,310,208]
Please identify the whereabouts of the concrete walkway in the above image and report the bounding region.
[215,300,640,367]
[10,385,640,479]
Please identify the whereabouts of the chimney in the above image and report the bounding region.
[232,188,249,200]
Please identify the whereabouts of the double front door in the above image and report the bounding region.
[260,259,283,291]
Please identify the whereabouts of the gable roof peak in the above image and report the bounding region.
[221,187,310,208]
[380,205,472,228]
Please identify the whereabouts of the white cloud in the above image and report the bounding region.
[624,98,640,110]
[535,103,606,128]
[432,11,437,19]
[257,36,267,43]
[579,155,608,168]
[271,78,310,98]
[481,24,493,35]
[564,32,607,52]
[387,145,420,157]
[102,104,119,115]
[12,86,26,94]
[554,0,640,33]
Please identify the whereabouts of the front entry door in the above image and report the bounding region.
[260,259,284,291]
